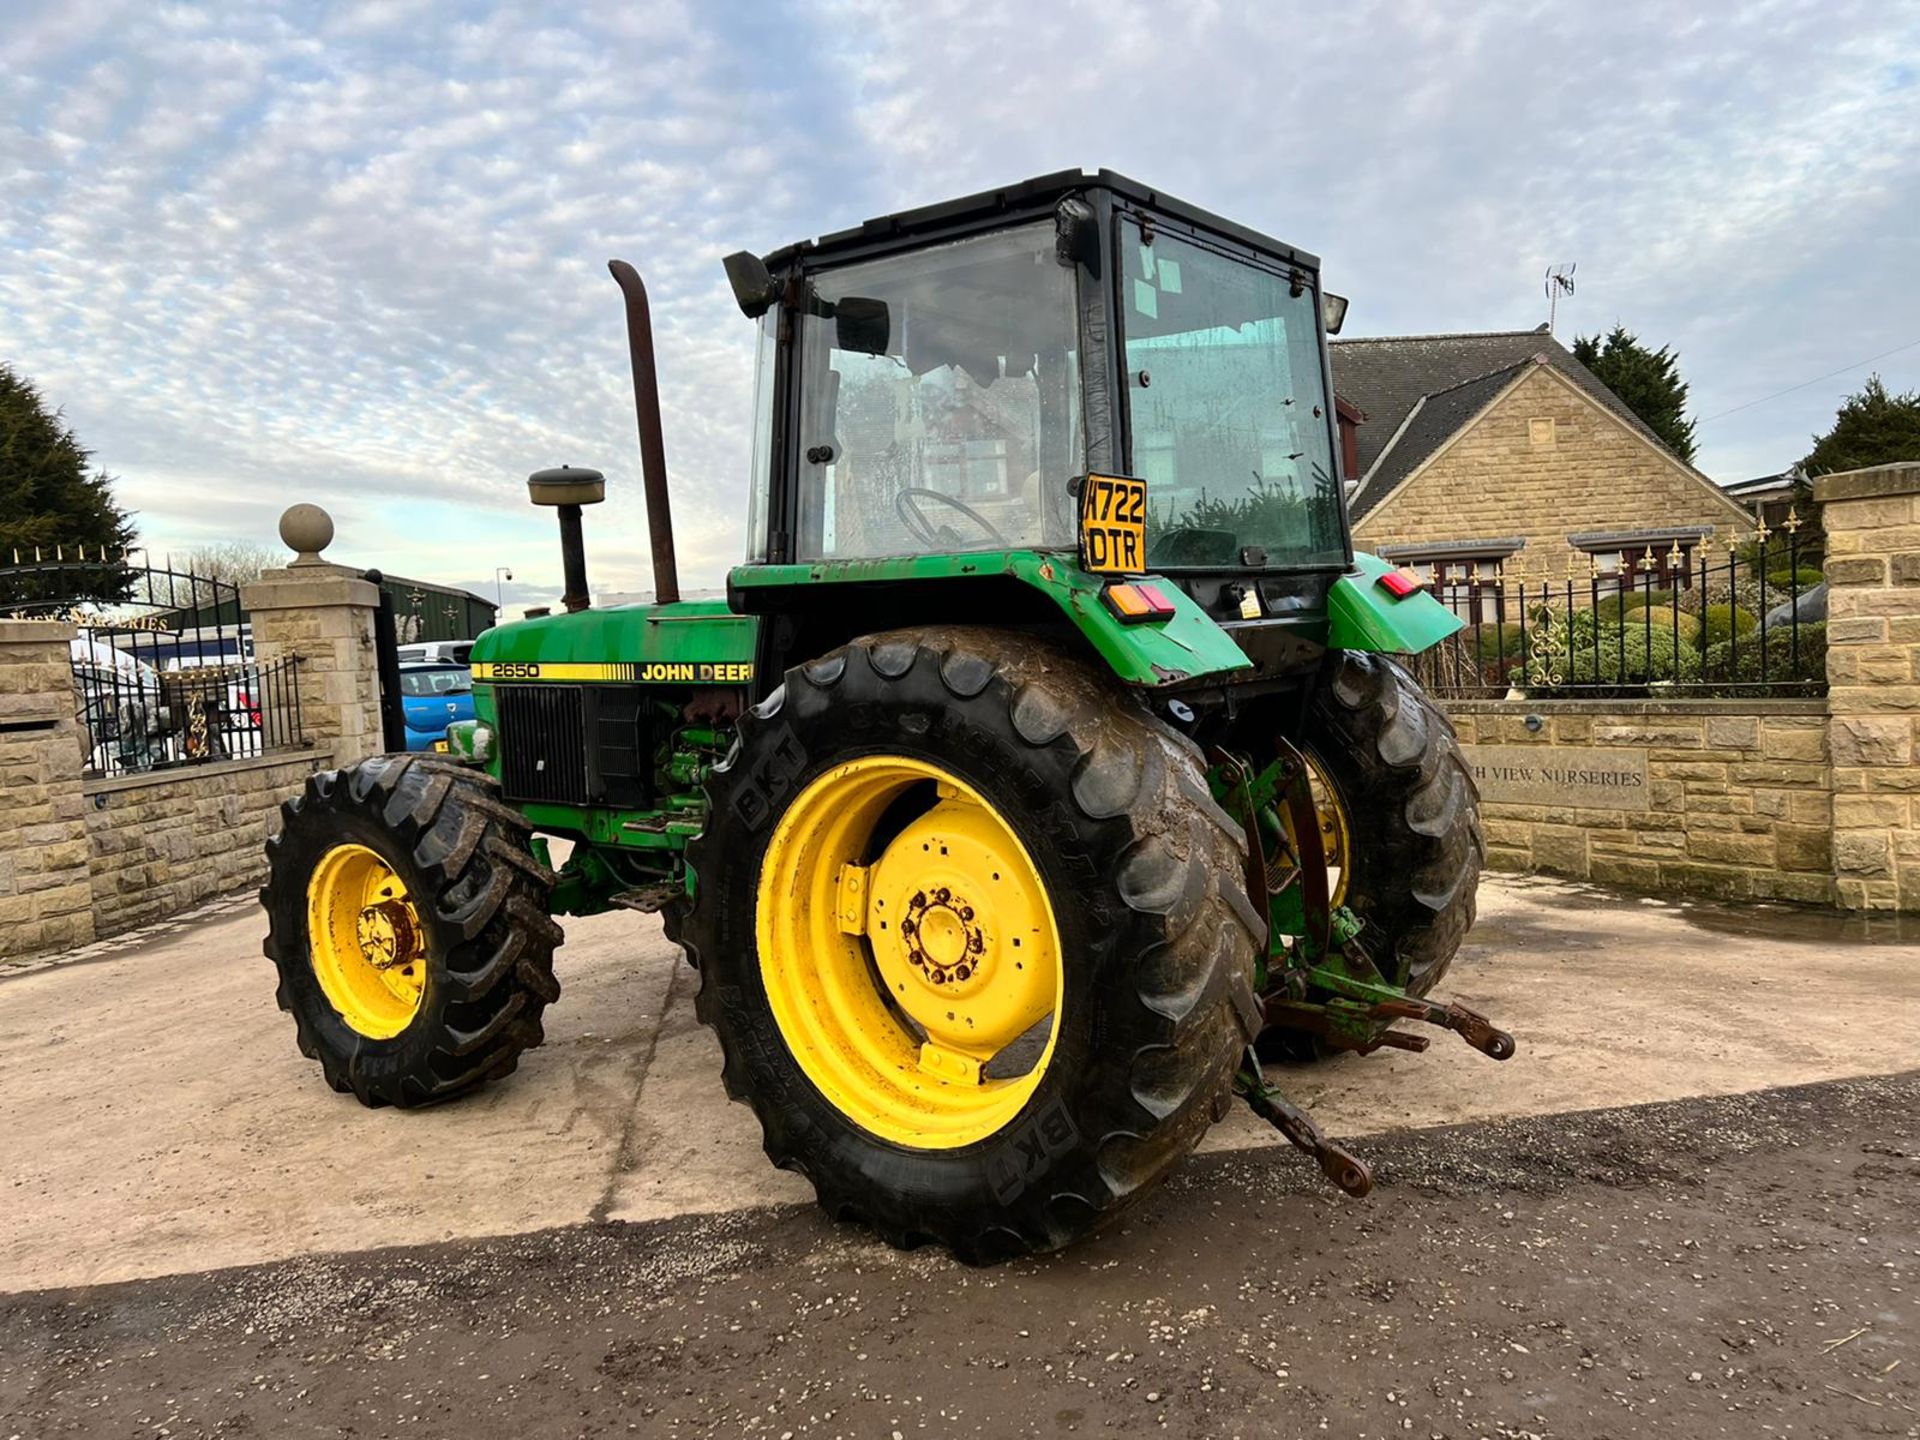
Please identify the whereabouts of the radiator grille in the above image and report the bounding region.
[497,685,590,805]
[591,687,653,809]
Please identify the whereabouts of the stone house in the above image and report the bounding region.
[1333,328,1755,620]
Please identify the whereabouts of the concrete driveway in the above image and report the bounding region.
[4,874,1919,1294]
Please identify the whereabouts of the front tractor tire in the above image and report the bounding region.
[262,754,563,1107]
[675,627,1263,1263]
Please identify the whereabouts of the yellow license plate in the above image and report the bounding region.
[432,740,450,753]
[1079,473,1147,575]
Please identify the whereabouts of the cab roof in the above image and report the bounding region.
[760,168,1320,273]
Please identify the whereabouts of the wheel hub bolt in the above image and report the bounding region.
[355,899,419,971]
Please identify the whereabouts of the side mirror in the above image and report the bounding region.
[1322,292,1350,336]
[834,296,891,356]
[723,251,779,318]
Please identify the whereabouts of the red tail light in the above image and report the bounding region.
[1102,581,1178,624]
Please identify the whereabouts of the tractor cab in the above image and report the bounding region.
[720,171,1399,691]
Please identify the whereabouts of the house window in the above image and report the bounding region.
[1588,543,1694,597]
[1380,545,1519,625]
[1426,556,1505,625]
[1630,542,1693,586]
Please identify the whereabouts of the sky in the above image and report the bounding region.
[3,0,1918,613]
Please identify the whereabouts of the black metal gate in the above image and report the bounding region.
[0,552,307,778]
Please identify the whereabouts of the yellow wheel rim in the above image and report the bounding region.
[755,756,1064,1150]
[1278,751,1353,907]
[306,843,428,1039]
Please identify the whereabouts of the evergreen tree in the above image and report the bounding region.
[1803,374,1920,476]
[1571,325,1699,463]
[0,362,136,563]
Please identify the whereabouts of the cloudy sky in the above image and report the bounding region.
[4,1,1917,610]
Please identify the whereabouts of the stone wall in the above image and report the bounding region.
[83,751,329,937]
[1447,459,1920,910]
[0,536,445,959]
[0,549,395,958]
[0,621,96,959]
[1448,699,1832,904]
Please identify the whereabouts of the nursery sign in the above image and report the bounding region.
[1461,744,1649,812]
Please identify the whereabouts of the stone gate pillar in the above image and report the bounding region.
[1817,461,1920,909]
[241,505,383,768]
[0,619,96,959]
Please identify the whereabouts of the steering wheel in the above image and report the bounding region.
[895,487,1009,549]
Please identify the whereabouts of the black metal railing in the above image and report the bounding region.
[1411,533,1826,699]
[1,553,309,778]
[73,655,307,776]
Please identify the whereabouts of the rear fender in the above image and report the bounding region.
[1327,552,1464,655]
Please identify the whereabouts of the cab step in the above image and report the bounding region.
[609,884,680,914]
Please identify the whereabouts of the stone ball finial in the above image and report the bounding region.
[279,503,335,566]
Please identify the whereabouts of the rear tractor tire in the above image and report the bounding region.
[674,627,1263,1263]
[1301,651,1483,997]
[262,753,563,1107]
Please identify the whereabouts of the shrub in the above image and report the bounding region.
[1623,603,1761,652]
[1701,620,1826,684]
[1528,609,1699,685]
[1698,603,1758,650]
[1471,621,1528,664]
[1630,605,1690,639]
[1592,587,1674,623]
[1565,626,1699,684]
[1764,567,1825,592]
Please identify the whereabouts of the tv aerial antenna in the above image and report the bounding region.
[1544,263,1576,334]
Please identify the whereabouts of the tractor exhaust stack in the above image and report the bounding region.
[608,259,681,607]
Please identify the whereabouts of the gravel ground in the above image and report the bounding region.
[4,1072,1914,1439]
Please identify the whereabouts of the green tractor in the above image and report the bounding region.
[263,170,1506,1261]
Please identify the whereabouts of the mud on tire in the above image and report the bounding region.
[262,753,563,1107]
[672,627,1264,1263]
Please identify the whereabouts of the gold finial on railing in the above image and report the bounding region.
[1667,540,1685,570]
[1756,519,1771,545]
[1564,547,1580,580]
[1783,507,1802,534]
[1586,549,1599,578]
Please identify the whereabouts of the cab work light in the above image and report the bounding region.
[1102,581,1177,624]
[1377,568,1423,599]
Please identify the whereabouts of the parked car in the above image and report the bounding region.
[398,662,475,751]
[398,640,474,666]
